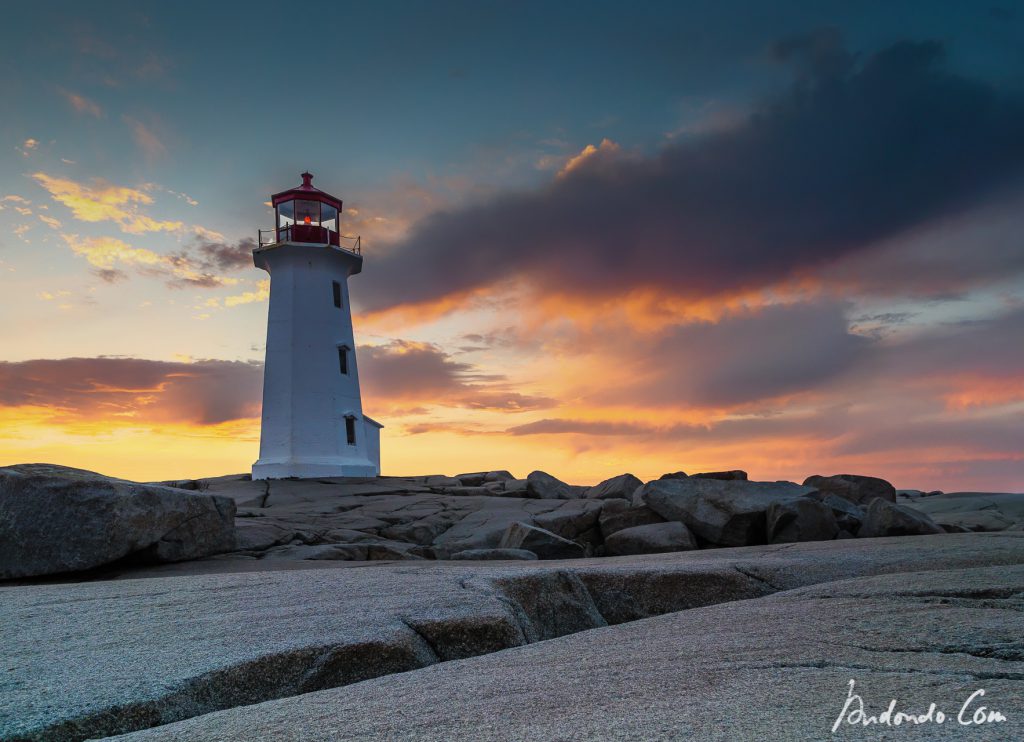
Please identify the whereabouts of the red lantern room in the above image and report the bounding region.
[263,172,354,250]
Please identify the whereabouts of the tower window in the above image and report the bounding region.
[338,346,349,375]
[345,416,357,446]
[332,280,342,308]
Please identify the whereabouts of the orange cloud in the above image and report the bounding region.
[222,279,270,307]
[558,138,620,177]
[61,234,239,288]
[31,172,183,234]
[942,374,1024,410]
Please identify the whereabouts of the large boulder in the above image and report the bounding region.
[498,522,585,559]
[0,464,236,579]
[803,474,896,506]
[526,471,576,499]
[635,478,816,547]
[858,499,945,538]
[604,522,697,556]
[692,470,748,481]
[766,498,839,543]
[584,473,643,500]
[598,500,667,538]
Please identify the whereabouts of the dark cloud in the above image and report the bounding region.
[190,238,256,272]
[769,27,853,80]
[93,267,128,283]
[357,37,1024,312]
[0,357,263,425]
[358,341,556,411]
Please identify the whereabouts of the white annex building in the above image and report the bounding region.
[251,172,382,480]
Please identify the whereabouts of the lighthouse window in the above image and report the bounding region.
[321,204,338,233]
[295,200,320,226]
[332,281,342,308]
[338,346,349,375]
[277,200,295,227]
[345,416,357,445]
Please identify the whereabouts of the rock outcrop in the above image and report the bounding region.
[0,464,235,579]
[635,477,817,546]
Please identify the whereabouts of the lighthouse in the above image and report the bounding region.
[251,172,382,480]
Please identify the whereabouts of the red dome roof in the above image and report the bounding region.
[270,172,342,211]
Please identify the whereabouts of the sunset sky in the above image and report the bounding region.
[1,1,1023,490]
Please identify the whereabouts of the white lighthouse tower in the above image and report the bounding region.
[251,172,382,480]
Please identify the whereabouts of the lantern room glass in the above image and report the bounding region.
[320,204,338,233]
[274,197,340,246]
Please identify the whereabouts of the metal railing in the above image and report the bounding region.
[258,227,361,255]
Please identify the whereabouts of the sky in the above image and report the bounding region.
[1,1,1023,490]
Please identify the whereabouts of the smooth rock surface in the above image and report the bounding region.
[113,557,1024,742]
[907,491,1024,532]
[4,533,1022,741]
[0,464,235,579]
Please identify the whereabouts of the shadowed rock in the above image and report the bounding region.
[454,471,515,487]
[766,497,839,543]
[584,473,643,500]
[598,499,667,539]
[604,522,697,556]
[859,498,945,538]
[692,470,748,481]
[657,471,689,480]
[526,471,577,499]
[498,522,585,559]
[821,494,865,534]
[803,473,896,506]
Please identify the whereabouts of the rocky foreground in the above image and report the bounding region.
[3,464,1022,579]
[1,464,1022,740]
